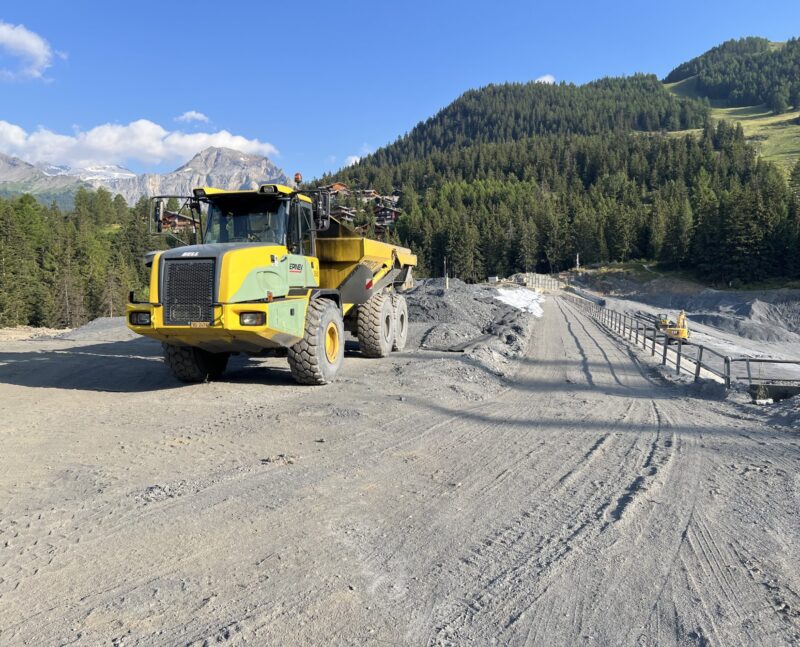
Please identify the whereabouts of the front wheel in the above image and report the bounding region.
[287,299,345,385]
[163,344,230,383]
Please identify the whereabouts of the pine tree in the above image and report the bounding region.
[768,87,790,115]
[790,159,800,201]
[662,197,693,267]
[516,218,539,272]
[0,201,31,325]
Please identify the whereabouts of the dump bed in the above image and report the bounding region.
[316,218,416,291]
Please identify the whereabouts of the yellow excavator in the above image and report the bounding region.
[126,181,416,385]
[657,310,690,341]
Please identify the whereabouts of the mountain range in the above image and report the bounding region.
[0,147,289,207]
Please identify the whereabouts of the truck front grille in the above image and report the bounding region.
[162,259,215,326]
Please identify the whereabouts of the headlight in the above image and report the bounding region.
[129,311,151,326]
[240,312,266,326]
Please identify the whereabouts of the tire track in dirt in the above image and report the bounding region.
[425,301,672,645]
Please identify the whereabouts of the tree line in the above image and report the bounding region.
[0,187,154,328]
[332,122,800,286]
[665,36,800,113]
[360,74,709,170]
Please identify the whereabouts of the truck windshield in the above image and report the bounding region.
[204,196,288,244]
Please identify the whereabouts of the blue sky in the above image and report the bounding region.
[1,0,799,178]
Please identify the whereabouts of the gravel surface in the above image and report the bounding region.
[0,325,69,341]
[0,292,798,645]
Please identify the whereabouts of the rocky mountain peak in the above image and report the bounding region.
[0,147,291,205]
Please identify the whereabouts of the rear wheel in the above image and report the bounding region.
[287,299,344,385]
[392,293,408,352]
[163,344,230,383]
[357,291,395,358]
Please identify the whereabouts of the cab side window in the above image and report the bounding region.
[299,204,314,255]
[287,202,301,253]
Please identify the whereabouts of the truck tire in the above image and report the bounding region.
[287,298,344,385]
[163,344,229,383]
[358,291,395,358]
[392,293,408,352]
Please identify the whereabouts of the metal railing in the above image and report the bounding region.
[562,294,735,386]
[730,358,800,384]
[562,294,800,394]
[523,273,562,291]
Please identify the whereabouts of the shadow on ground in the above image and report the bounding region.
[0,338,370,393]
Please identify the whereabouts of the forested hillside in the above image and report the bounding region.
[665,37,800,112]
[323,44,800,286]
[364,75,709,167]
[0,188,153,328]
[334,122,800,284]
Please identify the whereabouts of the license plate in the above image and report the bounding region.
[190,322,210,328]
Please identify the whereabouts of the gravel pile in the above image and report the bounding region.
[405,278,500,329]
[57,317,139,342]
[404,278,543,378]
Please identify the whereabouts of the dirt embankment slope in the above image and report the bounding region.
[578,270,800,343]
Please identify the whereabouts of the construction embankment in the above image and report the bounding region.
[0,283,798,645]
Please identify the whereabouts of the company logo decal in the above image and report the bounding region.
[289,263,303,273]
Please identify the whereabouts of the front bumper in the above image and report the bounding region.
[126,301,305,353]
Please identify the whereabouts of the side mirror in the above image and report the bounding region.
[314,190,331,231]
[154,199,164,233]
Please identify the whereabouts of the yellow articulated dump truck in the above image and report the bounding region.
[126,183,416,385]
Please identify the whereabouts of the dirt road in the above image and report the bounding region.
[1,297,798,645]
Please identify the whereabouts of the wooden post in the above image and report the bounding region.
[724,357,731,388]
[676,339,682,374]
[695,346,704,382]
[662,337,669,365]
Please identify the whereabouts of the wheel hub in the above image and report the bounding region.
[325,321,340,363]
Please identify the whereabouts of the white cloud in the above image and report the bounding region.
[534,74,556,84]
[0,118,278,168]
[0,21,56,80]
[175,110,209,123]
[343,143,373,167]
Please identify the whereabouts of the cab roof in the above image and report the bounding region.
[193,184,313,203]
